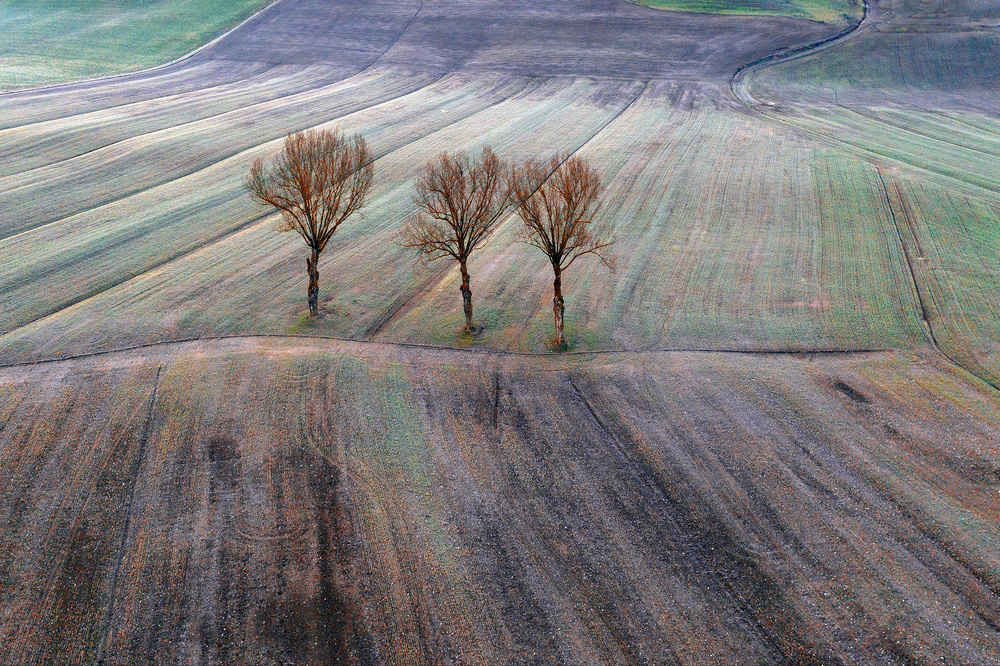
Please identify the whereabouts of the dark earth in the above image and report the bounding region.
[1,0,999,663]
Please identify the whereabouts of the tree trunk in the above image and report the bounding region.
[307,249,320,317]
[460,261,474,332]
[552,266,565,346]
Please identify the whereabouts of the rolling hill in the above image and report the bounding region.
[0,0,998,662]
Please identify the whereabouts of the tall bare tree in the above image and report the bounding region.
[245,128,373,317]
[401,146,511,333]
[509,154,614,347]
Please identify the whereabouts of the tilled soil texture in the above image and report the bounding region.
[0,0,837,108]
[0,338,998,664]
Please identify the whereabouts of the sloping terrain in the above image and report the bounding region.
[1,340,998,663]
[1,0,999,663]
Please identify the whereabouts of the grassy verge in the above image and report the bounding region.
[626,0,862,27]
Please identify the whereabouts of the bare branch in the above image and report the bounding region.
[509,153,615,346]
[510,154,614,273]
[399,145,512,332]
[244,128,374,316]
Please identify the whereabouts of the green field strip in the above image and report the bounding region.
[885,176,1000,387]
[931,110,1000,140]
[0,64,346,178]
[627,0,862,26]
[763,106,1000,201]
[861,108,1000,159]
[0,0,273,90]
[752,28,1000,93]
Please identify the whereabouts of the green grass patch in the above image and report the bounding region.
[627,0,862,26]
[0,0,271,89]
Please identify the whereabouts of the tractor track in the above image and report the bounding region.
[731,0,870,107]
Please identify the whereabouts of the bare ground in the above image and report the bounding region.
[1,338,998,663]
[2,0,999,663]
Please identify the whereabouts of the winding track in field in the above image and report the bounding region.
[730,0,870,106]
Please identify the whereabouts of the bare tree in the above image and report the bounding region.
[245,128,373,317]
[401,146,511,333]
[509,154,614,347]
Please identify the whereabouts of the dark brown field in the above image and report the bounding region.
[2,340,999,664]
[2,0,999,663]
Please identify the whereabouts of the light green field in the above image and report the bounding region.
[627,0,862,26]
[0,76,931,361]
[0,0,270,89]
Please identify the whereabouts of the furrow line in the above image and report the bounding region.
[358,0,424,75]
[873,165,1000,393]
[94,363,163,665]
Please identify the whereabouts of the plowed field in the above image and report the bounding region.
[1,0,999,662]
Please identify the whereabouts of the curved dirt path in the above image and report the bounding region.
[731,0,871,106]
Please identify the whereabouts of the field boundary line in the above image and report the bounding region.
[730,0,869,107]
[0,0,287,98]
[0,334,893,370]
[94,364,163,665]
[358,1,424,75]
